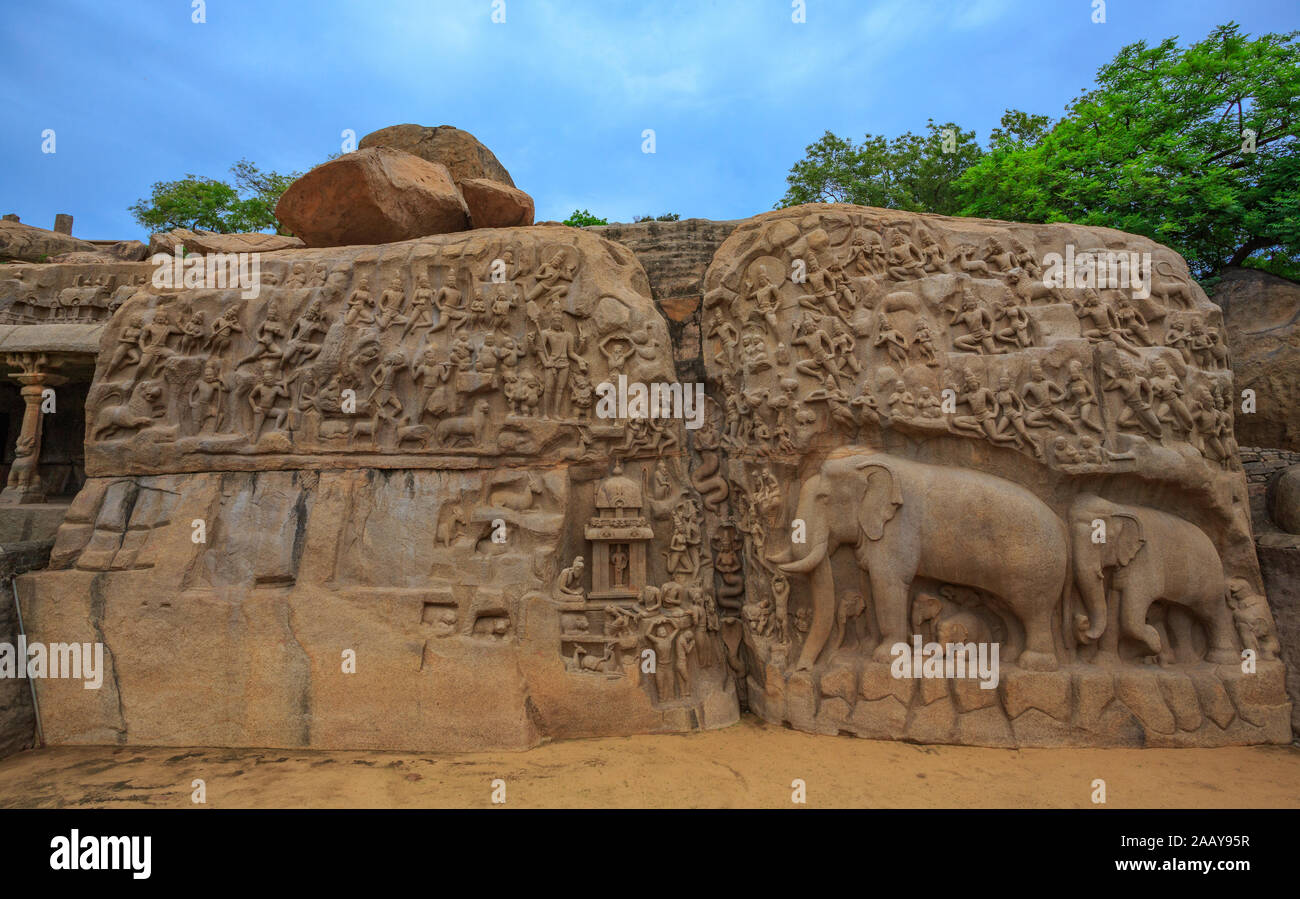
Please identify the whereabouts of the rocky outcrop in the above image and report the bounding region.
[147,229,305,256]
[275,147,471,247]
[0,221,100,263]
[21,225,738,751]
[8,205,1291,751]
[697,205,1287,747]
[460,178,534,229]
[360,124,516,187]
[1212,266,1300,452]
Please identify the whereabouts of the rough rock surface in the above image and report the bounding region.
[148,229,305,256]
[51,240,150,264]
[0,221,100,262]
[360,124,516,187]
[275,147,470,247]
[1271,465,1300,535]
[1213,266,1300,451]
[22,226,738,750]
[0,539,54,758]
[459,178,535,229]
[698,205,1288,747]
[8,204,1292,751]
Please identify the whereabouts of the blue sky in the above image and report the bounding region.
[3,0,1296,239]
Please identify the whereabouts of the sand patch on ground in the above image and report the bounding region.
[1,717,1297,809]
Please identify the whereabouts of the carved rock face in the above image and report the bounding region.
[26,225,737,751]
[697,204,1289,747]
[14,204,1293,750]
[275,147,471,247]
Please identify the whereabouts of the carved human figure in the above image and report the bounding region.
[191,360,228,432]
[886,230,925,280]
[1226,579,1280,661]
[429,273,468,333]
[1148,359,1195,434]
[138,308,179,375]
[949,292,999,355]
[368,350,406,425]
[106,314,145,377]
[1064,359,1105,433]
[557,556,586,601]
[208,305,244,357]
[1021,361,1079,434]
[1114,297,1153,346]
[249,360,289,439]
[282,299,329,371]
[377,276,409,330]
[402,274,436,338]
[345,277,376,326]
[1075,289,1140,356]
[873,314,910,366]
[536,313,587,418]
[991,296,1032,348]
[1104,357,1163,439]
[236,300,286,369]
[910,316,940,367]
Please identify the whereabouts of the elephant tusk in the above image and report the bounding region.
[778,541,827,574]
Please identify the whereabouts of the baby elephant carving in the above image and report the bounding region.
[1068,494,1239,663]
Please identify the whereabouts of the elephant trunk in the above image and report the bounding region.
[1072,524,1107,642]
[794,551,836,670]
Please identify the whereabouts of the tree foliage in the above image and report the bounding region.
[129,158,301,235]
[777,120,982,215]
[959,23,1299,278]
[562,209,609,227]
[779,24,1300,279]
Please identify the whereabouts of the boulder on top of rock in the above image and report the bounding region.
[275,146,470,247]
[148,228,305,256]
[359,124,516,187]
[460,177,534,228]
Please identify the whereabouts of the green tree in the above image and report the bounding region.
[563,209,609,227]
[633,213,681,222]
[129,158,302,235]
[957,23,1300,278]
[777,120,983,215]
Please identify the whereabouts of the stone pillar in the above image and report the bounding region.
[0,353,65,505]
[53,214,73,235]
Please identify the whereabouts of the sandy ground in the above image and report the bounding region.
[1,716,1298,809]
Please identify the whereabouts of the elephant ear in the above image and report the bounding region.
[854,461,903,542]
[1106,512,1145,567]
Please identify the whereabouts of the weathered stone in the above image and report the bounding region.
[275,147,470,247]
[20,225,739,750]
[460,178,534,229]
[147,229,305,256]
[1114,670,1177,734]
[359,123,516,187]
[1000,669,1072,721]
[1213,266,1300,451]
[1269,464,1300,534]
[0,220,100,262]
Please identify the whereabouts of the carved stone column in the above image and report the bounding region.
[1,353,65,505]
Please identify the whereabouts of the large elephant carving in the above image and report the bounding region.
[770,453,1069,671]
[1067,494,1239,663]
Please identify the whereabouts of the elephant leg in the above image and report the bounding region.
[1117,584,1162,656]
[1018,604,1059,671]
[794,558,836,671]
[870,573,912,663]
[1201,600,1241,664]
[1164,605,1197,665]
[1093,580,1123,666]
